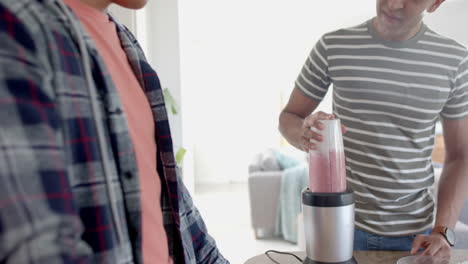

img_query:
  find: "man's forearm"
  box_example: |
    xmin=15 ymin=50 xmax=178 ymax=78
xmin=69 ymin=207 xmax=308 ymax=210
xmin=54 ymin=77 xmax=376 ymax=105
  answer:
xmin=435 ymin=158 xmax=468 ymax=228
xmin=279 ymin=111 xmax=305 ymax=151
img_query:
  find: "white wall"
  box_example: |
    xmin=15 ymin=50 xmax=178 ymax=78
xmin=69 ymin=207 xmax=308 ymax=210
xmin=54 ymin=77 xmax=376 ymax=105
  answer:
xmin=178 ymin=0 xmax=468 ymax=184
xmin=425 ymin=0 xmax=468 ymax=47
xmin=112 ymin=0 xmax=468 ymax=186
xmin=178 ymin=0 xmax=377 ymax=184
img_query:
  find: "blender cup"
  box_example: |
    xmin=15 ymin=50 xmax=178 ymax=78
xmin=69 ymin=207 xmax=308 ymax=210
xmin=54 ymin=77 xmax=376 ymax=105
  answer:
xmin=308 ymin=119 xmax=347 ymax=193
xmin=302 ymin=118 xmax=356 ymax=264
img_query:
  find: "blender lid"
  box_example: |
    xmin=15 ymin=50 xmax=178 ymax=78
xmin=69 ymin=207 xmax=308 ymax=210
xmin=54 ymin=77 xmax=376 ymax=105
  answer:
xmin=302 ymin=188 xmax=354 ymax=207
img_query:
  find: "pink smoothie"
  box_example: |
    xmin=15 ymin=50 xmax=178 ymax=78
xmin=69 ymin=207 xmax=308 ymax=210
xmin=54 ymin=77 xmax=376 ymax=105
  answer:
xmin=309 ymin=151 xmax=346 ymax=193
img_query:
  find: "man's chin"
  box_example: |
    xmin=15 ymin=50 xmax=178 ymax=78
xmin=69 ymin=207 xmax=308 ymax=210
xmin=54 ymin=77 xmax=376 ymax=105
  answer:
xmin=113 ymin=0 xmax=148 ymax=10
xmin=377 ymin=16 xmax=402 ymax=31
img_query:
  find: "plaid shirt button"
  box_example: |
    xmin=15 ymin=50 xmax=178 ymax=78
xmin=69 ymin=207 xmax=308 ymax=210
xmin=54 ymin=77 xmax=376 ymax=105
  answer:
xmin=124 ymin=172 xmax=133 ymax=179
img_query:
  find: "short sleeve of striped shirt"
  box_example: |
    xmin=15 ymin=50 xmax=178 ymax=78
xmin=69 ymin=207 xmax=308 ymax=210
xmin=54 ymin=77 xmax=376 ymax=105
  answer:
xmin=441 ymin=54 xmax=468 ymax=120
xmin=294 ymin=36 xmax=332 ymax=102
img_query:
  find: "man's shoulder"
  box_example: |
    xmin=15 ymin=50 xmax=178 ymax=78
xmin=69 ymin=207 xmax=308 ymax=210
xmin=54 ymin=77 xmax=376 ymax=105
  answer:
xmin=422 ymin=27 xmax=468 ymax=64
xmin=423 ymin=27 xmax=468 ymax=52
xmin=0 ymin=0 xmax=56 ymax=54
xmin=0 ymin=0 xmax=78 ymax=70
xmin=1 ymin=0 xmax=51 ymax=25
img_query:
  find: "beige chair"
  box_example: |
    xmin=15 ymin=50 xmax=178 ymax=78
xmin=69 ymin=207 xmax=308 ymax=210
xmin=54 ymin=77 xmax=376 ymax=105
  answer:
xmin=247 ymin=149 xmax=282 ymax=239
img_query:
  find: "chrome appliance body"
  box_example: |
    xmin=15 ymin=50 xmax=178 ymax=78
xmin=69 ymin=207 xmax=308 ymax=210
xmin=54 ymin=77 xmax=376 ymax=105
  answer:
xmin=302 ymin=188 xmax=357 ymax=264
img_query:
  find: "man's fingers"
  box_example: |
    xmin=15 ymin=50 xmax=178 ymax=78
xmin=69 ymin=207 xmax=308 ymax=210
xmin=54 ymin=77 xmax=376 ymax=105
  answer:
xmin=411 ymin=235 xmax=426 ymax=255
xmin=414 ymin=234 xmax=452 ymax=258
xmin=421 ymin=243 xmax=441 ymax=256
xmin=303 ymin=128 xmax=323 ymax=141
xmin=435 ymin=244 xmax=452 ymax=258
xmin=301 ymin=135 xmax=318 ymax=151
xmin=303 ymin=116 xmax=315 ymax=127
xmin=301 ymin=130 xmax=323 ymax=152
xmin=316 ymin=111 xmax=333 ymax=120
xmin=302 ymin=111 xmax=339 ymax=151
xmin=303 ymin=111 xmax=337 ymax=132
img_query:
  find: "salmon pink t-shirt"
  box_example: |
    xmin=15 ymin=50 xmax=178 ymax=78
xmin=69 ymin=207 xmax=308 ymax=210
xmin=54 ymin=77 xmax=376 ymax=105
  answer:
xmin=65 ymin=1 xmax=172 ymax=263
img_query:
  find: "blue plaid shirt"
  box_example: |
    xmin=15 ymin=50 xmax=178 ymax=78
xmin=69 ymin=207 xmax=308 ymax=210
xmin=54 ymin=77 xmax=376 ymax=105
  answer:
xmin=0 ymin=0 xmax=229 ymax=263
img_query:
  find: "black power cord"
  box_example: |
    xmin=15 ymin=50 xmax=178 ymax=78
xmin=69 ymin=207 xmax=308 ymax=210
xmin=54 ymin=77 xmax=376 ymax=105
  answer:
xmin=264 ymin=250 xmax=304 ymax=264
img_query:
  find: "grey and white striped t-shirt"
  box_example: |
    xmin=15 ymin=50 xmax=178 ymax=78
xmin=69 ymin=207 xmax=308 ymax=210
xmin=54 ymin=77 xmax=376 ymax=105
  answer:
xmin=296 ymin=19 xmax=468 ymax=236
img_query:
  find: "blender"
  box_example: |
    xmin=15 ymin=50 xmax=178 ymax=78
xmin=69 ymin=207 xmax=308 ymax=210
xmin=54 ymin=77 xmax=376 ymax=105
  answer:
xmin=302 ymin=119 xmax=357 ymax=264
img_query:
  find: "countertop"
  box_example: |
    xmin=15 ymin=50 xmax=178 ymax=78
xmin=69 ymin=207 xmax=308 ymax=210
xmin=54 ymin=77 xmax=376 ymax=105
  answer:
xmin=245 ymin=250 xmax=468 ymax=264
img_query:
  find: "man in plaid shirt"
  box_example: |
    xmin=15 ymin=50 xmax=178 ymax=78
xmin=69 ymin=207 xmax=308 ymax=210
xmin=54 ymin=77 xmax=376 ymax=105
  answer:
xmin=0 ymin=0 xmax=229 ymax=263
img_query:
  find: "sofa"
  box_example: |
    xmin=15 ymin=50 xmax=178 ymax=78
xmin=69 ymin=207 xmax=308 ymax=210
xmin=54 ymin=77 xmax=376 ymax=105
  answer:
xmin=247 ymin=148 xmax=281 ymax=239
xmin=247 ymin=148 xmax=468 ymax=249
xmin=247 ymin=147 xmax=306 ymax=239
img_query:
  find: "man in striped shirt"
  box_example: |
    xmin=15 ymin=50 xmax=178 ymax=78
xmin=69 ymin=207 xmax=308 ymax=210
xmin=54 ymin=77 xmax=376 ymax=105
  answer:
xmin=279 ymin=0 xmax=468 ymax=257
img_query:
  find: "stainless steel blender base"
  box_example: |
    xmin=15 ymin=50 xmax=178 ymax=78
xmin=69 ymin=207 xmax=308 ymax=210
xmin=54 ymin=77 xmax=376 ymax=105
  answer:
xmin=303 ymin=256 xmax=357 ymax=264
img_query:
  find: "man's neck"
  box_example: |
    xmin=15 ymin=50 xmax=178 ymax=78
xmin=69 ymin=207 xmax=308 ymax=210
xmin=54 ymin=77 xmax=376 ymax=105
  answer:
xmin=76 ymin=0 xmax=111 ymax=12
xmin=372 ymin=18 xmax=423 ymax=41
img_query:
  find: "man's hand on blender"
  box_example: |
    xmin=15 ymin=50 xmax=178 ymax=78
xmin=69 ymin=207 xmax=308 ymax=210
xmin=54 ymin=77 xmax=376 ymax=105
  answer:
xmin=300 ymin=111 xmax=346 ymax=152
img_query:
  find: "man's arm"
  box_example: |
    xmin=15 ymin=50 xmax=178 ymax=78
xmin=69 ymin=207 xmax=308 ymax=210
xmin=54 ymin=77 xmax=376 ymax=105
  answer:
xmin=279 ymin=34 xmax=338 ymax=152
xmin=435 ymin=118 xmax=468 ymax=232
xmin=279 ymin=88 xmax=319 ymax=151
xmin=411 ymin=118 xmax=468 ymax=256
xmin=0 ymin=4 xmax=91 ymax=263
xmin=412 ymin=50 xmax=468 ymax=257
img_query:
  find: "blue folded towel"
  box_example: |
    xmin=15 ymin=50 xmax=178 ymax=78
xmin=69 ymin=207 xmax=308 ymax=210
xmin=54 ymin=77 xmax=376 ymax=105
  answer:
xmin=275 ymin=162 xmax=308 ymax=243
